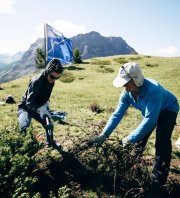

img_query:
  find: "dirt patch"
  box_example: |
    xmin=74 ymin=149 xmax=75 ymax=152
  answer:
xmin=171 ymin=159 xmax=180 ymax=167
xmin=33 ymin=122 xmax=180 ymax=197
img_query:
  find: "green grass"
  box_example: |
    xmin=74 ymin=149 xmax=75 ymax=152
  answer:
xmin=0 ymin=54 xmax=180 ymax=158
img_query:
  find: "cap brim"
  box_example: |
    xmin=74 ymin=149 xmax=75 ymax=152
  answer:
xmin=113 ymin=76 xmax=131 ymax=88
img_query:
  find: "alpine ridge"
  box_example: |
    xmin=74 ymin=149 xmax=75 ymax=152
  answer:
xmin=0 ymin=31 xmax=137 ymax=83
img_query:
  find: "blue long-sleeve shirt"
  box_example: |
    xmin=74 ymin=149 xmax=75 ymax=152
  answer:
xmin=102 ymin=78 xmax=179 ymax=143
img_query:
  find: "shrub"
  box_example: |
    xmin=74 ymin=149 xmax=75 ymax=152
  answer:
xmin=91 ymin=59 xmax=111 ymax=65
xmin=73 ymin=48 xmax=83 ymax=64
xmin=0 ymin=125 xmax=40 ymax=197
xmin=145 ymin=62 xmax=159 ymax=67
xmin=96 ymin=65 xmax=114 ymax=73
xmin=67 ymin=65 xmax=85 ymax=71
xmin=90 ymin=103 xmax=103 ymax=114
xmin=113 ymin=57 xmax=127 ymax=64
xmin=60 ymin=71 xmax=75 ymax=83
xmin=0 ymin=122 xmax=179 ymax=197
xmin=128 ymin=56 xmax=142 ymax=61
xmin=35 ymin=48 xmax=45 ymax=69
xmin=144 ymin=55 xmax=152 ymax=58
xmin=58 ymin=185 xmax=70 ymax=198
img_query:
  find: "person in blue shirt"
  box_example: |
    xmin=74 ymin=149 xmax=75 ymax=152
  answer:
xmin=89 ymin=62 xmax=179 ymax=197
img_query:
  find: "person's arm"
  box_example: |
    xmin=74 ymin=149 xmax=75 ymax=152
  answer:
xmin=88 ymin=91 xmax=130 ymax=146
xmin=102 ymin=91 xmax=130 ymax=137
xmin=127 ymin=87 xmax=163 ymax=143
xmin=26 ymin=80 xmax=41 ymax=111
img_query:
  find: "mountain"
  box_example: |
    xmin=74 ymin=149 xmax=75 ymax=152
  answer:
xmin=71 ymin=31 xmax=136 ymax=59
xmin=0 ymin=60 xmax=6 ymax=68
xmin=0 ymin=51 xmax=24 ymax=68
xmin=0 ymin=39 xmax=42 ymax=83
xmin=11 ymin=51 xmax=24 ymax=63
xmin=0 ymin=31 xmax=137 ymax=83
xmin=0 ymin=54 xmax=12 ymax=67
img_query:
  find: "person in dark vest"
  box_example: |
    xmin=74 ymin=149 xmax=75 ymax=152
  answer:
xmin=89 ymin=62 xmax=179 ymax=197
xmin=17 ymin=58 xmax=63 ymax=148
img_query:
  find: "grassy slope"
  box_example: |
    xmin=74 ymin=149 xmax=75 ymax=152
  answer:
xmin=0 ymin=55 xmax=179 ymax=158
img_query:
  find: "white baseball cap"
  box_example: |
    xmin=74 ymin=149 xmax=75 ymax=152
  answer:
xmin=113 ymin=62 xmax=144 ymax=87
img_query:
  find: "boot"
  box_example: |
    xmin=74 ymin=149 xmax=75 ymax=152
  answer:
xmin=45 ymin=130 xmax=62 ymax=150
xmin=52 ymin=140 xmax=63 ymax=150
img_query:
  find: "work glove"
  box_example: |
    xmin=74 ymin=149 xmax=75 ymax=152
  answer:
xmin=119 ymin=136 xmax=129 ymax=147
xmin=37 ymin=102 xmax=51 ymax=119
xmin=88 ymin=133 xmax=107 ymax=146
xmin=45 ymin=101 xmax=50 ymax=111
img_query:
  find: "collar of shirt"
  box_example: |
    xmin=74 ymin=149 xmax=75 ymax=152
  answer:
xmin=128 ymin=80 xmax=146 ymax=102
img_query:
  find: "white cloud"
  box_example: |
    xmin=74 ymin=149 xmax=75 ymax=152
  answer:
xmin=33 ymin=23 xmax=44 ymax=39
xmin=0 ymin=40 xmax=30 ymax=54
xmin=158 ymin=46 xmax=178 ymax=56
xmin=33 ymin=20 xmax=87 ymax=40
xmin=52 ymin=19 xmax=87 ymax=37
xmin=0 ymin=20 xmax=87 ymax=54
xmin=0 ymin=0 xmax=15 ymax=14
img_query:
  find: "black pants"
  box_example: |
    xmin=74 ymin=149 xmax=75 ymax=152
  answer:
xmin=135 ymin=111 xmax=177 ymax=185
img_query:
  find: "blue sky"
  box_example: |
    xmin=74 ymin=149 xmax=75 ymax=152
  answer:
xmin=0 ymin=0 xmax=180 ymax=57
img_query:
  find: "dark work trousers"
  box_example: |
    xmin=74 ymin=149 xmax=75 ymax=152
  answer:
xmin=135 ymin=111 xmax=177 ymax=185
xmin=17 ymin=106 xmax=54 ymax=145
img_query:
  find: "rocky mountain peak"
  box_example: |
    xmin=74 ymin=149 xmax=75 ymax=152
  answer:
xmin=0 ymin=31 xmax=137 ymax=83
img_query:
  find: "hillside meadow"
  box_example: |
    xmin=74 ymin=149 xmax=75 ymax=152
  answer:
xmin=0 ymin=55 xmax=179 ymax=155
xmin=0 ymin=54 xmax=180 ymax=197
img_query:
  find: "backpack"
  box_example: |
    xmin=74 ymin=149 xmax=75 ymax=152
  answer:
xmin=5 ymin=95 xmax=16 ymax=104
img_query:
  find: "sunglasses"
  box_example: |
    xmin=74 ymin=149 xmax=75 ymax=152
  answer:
xmin=49 ymin=74 xmax=60 ymax=80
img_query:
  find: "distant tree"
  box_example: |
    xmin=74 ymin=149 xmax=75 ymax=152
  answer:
xmin=73 ymin=48 xmax=83 ymax=64
xmin=35 ymin=47 xmax=45 ymax=69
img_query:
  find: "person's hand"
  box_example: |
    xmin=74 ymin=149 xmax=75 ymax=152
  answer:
xmin=88 ymin=133 xmax=107 ymax=146
xmin=119 ymin=136 xmax=129 ymax=147
xmin=37 ymin=104 xmax=51 ymax=119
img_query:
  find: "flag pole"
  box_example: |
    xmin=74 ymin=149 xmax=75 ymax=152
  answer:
xmin=44 ymin=23 xmax=48 ymax=67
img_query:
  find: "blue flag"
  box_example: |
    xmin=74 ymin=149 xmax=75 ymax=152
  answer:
xmin=45 ymin=23 xmax=73 ymax=65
